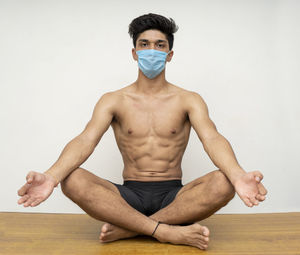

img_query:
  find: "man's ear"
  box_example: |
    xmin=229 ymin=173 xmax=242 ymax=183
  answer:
xmin=166 ymin=50 xmax=174 ymax=62
xmin=132 ymin=48 xmax=138 ymax=61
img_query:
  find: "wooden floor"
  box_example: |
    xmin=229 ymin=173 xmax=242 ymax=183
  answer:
xmin=1 ymin=212 xmax=299 ymax=255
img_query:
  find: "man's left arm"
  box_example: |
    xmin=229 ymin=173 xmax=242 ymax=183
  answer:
xmin=185 ymin=91 xmax=267 ymax=207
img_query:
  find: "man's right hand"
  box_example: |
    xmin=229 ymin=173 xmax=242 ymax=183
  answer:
xmin=17 ymin=171 xmax=58 ymax=207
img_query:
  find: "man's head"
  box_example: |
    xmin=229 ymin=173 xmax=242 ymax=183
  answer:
xmin=129 ymin=13 xmax=179 ymax=79
xmin=128 ymin=13 xmax=179 ymax=52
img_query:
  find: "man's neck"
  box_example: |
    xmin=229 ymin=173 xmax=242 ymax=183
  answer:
xmin=134 ymin=70 xmax=169 ymax=96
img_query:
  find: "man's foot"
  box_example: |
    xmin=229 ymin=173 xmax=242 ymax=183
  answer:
xmin=99 ymin=223 xmax=138 ymax=243
xmin=154 ymin=223 xmax=210 ymax=250
xmin=99 ymin=222 xmax=210 ymax=250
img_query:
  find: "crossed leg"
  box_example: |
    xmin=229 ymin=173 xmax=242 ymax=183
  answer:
xmin=61 ymin=168 xmax=235 ymax=250
xmin=100 ymin=169 xmax=235 ymax=242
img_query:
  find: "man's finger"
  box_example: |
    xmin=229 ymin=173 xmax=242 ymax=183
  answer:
xmin=30 ymin=198 xmax=42 ymax=207
xmin=26 ymin=171 xmax=36 ymax=184
xmin=18 ymin=194 xmax=30 ymax=205
xmin=249 ymin=196 xmax=259 ymax=206
xmin=258 ymin=183 xmax=268 ymax=196
xmin=253 ymin=171 xmax=263 ymax=182
xmin=23 ymin=197 xmax=35 ymax=207
xmin=243 ymin=197 xmax=253 ymax=207
xmin=256 ymin=194 xmax=265 ymax=201
xmin=17 ymin=183 xmax=30 ymax=196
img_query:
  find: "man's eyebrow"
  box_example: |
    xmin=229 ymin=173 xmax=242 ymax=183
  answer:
xmin=138 ymin=39 xmax=167 ymax=43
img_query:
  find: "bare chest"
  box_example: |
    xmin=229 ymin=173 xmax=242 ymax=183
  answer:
xmin=112 ymin=95 xmax=188 ymax=138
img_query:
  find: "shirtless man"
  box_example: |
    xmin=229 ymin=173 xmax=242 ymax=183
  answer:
xmin=17 ymin=13 xmax=267 ymax=250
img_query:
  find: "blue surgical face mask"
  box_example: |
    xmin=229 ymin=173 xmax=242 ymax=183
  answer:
xmin=136 ymin=49 xmax=170 ymax=79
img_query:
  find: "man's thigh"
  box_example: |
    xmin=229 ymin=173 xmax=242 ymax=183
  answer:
xmin=61 ymin=167 xmax=121 ymax=196
xmin=175 ymin=169 xmax=232 ymax=199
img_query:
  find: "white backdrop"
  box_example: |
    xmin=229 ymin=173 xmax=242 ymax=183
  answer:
xmin=1 ymin=0 xmax=299 ymax=214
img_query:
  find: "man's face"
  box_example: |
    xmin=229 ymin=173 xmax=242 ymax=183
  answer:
xmin=132 ymin=29 xmax=174 ymax=62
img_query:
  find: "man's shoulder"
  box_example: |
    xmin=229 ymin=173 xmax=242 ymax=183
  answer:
xmin=94 ymin=89 xmax=124 ymax=116
xmin=176 ymin=88 xmax=207 ymax=114
xmin=175 ymin=87 xmax=204 ymax=103
xmin=100 ymin=85 xmax=130 ymax=100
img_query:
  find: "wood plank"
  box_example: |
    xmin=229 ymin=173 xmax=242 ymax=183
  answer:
xmin=1 ymin=212 xmax=299 ymax=255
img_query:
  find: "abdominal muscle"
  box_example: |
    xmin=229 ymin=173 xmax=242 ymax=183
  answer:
xmin=112 ymin=122 xmax=191 ymax=182
xmin=122 ymin=159 xmax=184 ymax=182
xmin=122 ymin=154 xmax=183 ymax=182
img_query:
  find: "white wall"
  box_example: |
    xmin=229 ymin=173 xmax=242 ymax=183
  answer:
xmin=1 ymin=0 xmax=299 ymax=214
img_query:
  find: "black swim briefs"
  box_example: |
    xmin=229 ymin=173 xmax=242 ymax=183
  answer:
xmin=110 ymin=180 xmax=183 ymax=216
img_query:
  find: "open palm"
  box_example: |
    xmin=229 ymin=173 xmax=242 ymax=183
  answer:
xmin=234 ymin=171 xmax=268 ymax=207
xmin=17 ymin=171 xmax=57 ymax=207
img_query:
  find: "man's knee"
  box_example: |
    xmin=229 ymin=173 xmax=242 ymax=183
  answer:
xmin=211 ymin=170 xmax=235 ymax=203
xmin=61 ymin=168 xmax=87 ymax=197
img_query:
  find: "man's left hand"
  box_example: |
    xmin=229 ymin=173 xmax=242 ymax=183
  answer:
xmin=233 ymin=171 xmax=268 ymax=207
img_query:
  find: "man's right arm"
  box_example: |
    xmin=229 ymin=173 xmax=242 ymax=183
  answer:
xmin=44 ymin=92 xmax=116 ymax=185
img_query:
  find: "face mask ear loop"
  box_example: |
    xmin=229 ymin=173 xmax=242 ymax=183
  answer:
xmin=165 ymin=50 xmax=171 ymax=62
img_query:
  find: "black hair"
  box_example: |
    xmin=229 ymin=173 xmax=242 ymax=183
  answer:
xmin=128 ymin=13 xmax=179 ymax=50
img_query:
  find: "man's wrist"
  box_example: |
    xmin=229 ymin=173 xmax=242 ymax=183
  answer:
xmin=224 ymin=167 xmax=246 ymax=187
xmin=44 ymin=171 xmax=60 ymax=187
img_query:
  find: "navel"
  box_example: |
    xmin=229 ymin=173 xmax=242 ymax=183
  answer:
xmin=128 ymin=128 xmax=133 ymax=134
xmin=171 ymin=129 xmax=176 ymax=134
